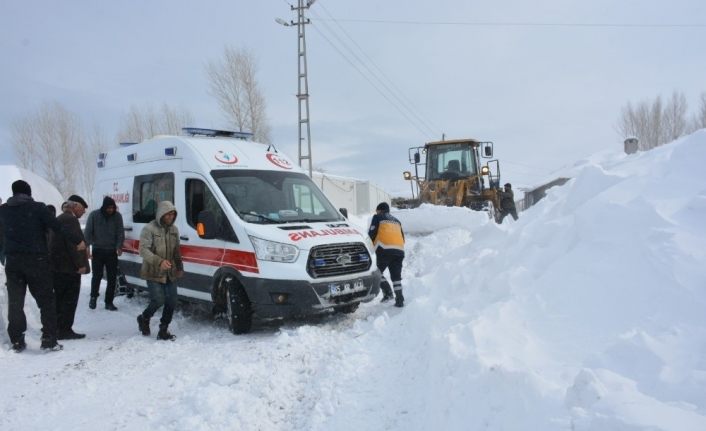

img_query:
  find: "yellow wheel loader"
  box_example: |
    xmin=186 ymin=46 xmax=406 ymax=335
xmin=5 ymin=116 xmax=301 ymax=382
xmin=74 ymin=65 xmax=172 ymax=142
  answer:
xmin=402 ymin=138 xmax=503 ymax=222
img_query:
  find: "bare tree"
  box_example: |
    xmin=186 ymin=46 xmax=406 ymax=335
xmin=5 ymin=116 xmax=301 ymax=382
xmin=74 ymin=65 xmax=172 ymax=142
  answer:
xmin=79 ymin=125 xmax=108 ymax=207
xmin=206 ymin=46 xmax=271 ymax=143
xmin=616 ymin=91 xmax=690 ymax=151
xmin=663 ymin=91 xmax=688 ymax=142
xmin=117 ymin=103 xmax=194 ymax=143
xmin=691 ymin=92 xmax=706 ymax=132
xmin=11 ymin=102 xmax=95 ymax=199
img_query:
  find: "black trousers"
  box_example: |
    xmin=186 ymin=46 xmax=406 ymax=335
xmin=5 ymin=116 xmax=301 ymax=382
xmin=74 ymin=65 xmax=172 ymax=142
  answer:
xmin=499 ymin=208 xmax=519 ymax=223
xmin=90 ymin=248 xmax=117 ymax=304
xmin=376 ymin=250 xmax=404 ymax=292
xmin=5 ymin=254 xmax=57 ymax=343
xmin=53 ymin=272 xmax=81 ymax=332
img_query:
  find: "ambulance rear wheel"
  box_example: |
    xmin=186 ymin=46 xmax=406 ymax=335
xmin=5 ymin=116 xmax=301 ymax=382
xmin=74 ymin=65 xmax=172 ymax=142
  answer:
xmin=226 ymin=280 xmax=252 ymax=334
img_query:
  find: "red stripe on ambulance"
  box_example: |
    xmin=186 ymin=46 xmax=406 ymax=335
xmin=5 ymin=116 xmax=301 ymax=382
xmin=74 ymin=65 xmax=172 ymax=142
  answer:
xmin=122 ymin=240 xmax=259 ymax=274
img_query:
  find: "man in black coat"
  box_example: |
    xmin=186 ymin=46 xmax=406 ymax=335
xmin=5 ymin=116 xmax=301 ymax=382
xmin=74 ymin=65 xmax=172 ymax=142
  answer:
xmin=84 ymin=196 xmax=125 ymax=311
xmin=499 ymin=183 xmax=519 ymax=223
xmin=50 ymin=196 xmax=90 ymax=340
xmin=0 ymin=180 xmax=86 ymax=352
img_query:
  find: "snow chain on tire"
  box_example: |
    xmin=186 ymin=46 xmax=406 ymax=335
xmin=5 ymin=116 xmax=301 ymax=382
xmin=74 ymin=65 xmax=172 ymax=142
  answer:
xmin=224 ymin=276 xmax=253 ymax=334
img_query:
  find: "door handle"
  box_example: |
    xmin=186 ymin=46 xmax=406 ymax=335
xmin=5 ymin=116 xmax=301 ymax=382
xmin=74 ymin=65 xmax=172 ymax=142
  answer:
xmin=124 ymin=226 xmax=133 ymax=232
xmin=180 ymin=236 xmax=189 ymax=241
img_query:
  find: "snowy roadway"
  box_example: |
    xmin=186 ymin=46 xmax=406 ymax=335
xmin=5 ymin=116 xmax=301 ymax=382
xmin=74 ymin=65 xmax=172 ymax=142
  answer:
xmin=2 ymin=130 xmax=706 ymax=430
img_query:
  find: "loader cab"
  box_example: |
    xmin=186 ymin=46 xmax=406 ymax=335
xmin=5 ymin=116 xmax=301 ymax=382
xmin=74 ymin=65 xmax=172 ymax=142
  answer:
xmin=425 ymin=141 xmax=479 ymax=181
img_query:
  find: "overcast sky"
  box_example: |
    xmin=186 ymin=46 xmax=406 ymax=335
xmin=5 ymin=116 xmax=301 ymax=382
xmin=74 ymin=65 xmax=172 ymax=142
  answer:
xmin=1 ymin=0 xmax=704 ymax=196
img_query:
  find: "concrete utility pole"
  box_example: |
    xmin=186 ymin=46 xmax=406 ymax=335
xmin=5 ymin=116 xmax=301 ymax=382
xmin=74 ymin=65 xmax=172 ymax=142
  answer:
xmin=277 ymin=0 xmax=316 ymax=178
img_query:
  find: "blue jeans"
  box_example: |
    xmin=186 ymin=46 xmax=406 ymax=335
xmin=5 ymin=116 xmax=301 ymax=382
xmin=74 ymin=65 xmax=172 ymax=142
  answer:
xmin=141 ymin=280 xmax=177 ymax=326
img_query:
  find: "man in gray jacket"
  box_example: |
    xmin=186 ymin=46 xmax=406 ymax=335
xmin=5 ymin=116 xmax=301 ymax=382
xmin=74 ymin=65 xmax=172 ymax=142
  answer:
xmin=84 ymin=196 xmax=124 ymax=311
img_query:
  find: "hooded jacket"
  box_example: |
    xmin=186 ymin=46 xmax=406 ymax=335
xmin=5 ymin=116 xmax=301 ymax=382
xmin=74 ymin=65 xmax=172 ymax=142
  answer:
xmin=84 ymin=196 xmax=125 ymax=251
xmin=0 ymin=194 xmax=82 ymax=255
xmin=139 ymin=201 xmax=183 ymax=283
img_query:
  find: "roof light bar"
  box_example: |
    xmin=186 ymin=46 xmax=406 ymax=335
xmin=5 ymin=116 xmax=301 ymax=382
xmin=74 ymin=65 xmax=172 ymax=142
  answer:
xmin=181 ymin=127 xmax=253 ymax=140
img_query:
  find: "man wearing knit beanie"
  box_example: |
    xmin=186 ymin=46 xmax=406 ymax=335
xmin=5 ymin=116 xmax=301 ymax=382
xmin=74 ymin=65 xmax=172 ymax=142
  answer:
xmin=84 ymin=195 xmax=124 ymax=311
xmin=0 ymin=180 xmax=87 ymax=352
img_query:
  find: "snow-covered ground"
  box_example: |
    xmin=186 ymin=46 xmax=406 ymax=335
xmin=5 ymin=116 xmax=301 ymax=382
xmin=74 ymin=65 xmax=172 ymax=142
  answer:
xmin=2 ymin=130 xmax=706 ymax=430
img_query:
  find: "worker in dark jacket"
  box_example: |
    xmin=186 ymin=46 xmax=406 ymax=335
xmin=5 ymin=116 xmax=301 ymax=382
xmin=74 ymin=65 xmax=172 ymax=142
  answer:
xmin=50 ymin=196 xmax=90 ymax=340
xmin=84 ymin=196 xmax=125 ymax=311
xmin=368 ymin=202 xmax=405 ymax=307
xmin=499 ymin=183 xmax=519 ymax=223
xmin=0 ymin=180 xmax=86 ymax=352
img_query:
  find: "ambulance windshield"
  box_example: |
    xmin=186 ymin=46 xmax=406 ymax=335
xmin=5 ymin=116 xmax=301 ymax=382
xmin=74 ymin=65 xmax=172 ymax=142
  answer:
xmin=212 ymin=170 xmax=345 ymax=224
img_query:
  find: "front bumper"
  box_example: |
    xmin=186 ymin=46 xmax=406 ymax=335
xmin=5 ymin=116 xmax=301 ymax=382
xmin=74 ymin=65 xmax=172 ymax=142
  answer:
xmin=237 ymin=270 xmax=381 ymax=318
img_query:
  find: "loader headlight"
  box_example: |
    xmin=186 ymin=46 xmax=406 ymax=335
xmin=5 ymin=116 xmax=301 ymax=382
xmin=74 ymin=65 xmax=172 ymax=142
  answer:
xmin=248 ymin=236 xmax=299 ymax=263
xmin=481 ymin=166 xmax=490 ymax=175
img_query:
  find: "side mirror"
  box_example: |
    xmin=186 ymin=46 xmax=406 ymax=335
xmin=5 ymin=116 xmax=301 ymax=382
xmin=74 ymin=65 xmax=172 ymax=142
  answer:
xmin=196 ymin=210 xmax=217 ymax=239
xmin=339 ymin=208 xmax=348 ymax=218
xmin=484 ymin=145 xmax=493 ymax=157
xmin=403 ymin=171 xmax=412 ymax=180
xmin=414 ymin=152 xmax=421 ymax=164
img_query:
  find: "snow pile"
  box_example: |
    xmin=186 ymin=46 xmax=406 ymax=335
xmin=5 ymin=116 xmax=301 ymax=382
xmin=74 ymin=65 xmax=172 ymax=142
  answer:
xmin=1 ymin=131 xmax=706 ymax=430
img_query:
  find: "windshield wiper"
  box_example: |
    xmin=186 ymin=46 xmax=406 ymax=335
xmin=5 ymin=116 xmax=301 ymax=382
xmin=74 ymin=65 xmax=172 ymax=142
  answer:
xmin=240 ymin=211 xmax=280 ymax=224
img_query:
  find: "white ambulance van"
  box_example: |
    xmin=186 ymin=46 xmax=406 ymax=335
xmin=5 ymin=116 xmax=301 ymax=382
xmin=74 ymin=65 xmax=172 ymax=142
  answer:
xmin=94 ymin=128 xmax=381 ymax=333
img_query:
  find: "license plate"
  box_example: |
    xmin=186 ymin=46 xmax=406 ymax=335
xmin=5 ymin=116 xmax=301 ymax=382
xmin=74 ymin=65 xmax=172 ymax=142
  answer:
xmin=329 ymin=279 xmax=366 ymax=296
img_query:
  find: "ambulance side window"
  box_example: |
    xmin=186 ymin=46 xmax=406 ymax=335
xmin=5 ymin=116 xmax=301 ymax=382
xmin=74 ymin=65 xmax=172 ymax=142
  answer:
xmin=132 ymin=173 xmax=174 ymax=223
xmin=292 ymin=183 xmax=326 ymax=215
xmin=185 ymin=179 xmax=238 ymax=243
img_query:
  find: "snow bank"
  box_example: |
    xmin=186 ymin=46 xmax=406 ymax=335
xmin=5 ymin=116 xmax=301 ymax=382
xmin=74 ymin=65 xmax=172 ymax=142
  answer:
xmin=1 ymin=131 xmax=705 ymax=430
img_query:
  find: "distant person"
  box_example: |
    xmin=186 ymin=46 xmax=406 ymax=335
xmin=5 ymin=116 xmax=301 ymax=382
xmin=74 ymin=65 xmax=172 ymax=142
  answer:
xmin=499 ymin=183 xmax=519 ymax=223
xmin=49 ymin=196 xmax=90 ymax=340
xmin=0 ymin=180 xmax=86 ymax=352
xmin=136 ymin=201 xmax=183 ymax=341
xmin=368 ymin=202 xmax=406 ymax=308
xmin=47 ymin=204 xmax=56 ymax=218
xmin=84 ymin=196 xmax=124 ymax=311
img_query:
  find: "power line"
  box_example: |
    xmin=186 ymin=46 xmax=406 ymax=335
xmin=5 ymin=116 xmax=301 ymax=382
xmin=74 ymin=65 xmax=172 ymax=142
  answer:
xmin=308 ymin=16 xmax=435 ymax=139
xmin=315 ymin=1 xmax=443 ymax=138
xmin=315 ymin=18 xmax=706 ymax=29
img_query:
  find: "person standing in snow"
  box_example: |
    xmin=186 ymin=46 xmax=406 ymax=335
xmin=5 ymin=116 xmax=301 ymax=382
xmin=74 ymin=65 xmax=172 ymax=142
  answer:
xmin=0 ymin=180 xmax=86 ymax=352
xmin=498 ymin=183 xmax=519 ymax=223
xmin=0 ymin=197 xmax=5 ymax=266
xmin=84 ymin=196 xmax=124 ymax=311
xmin=49 ymin=196 xmax=90 ymax=340
xmin=368 ymin=202 xmax=405 ymax=307
xmin=136 ymin=201 xmax=184 ymax=341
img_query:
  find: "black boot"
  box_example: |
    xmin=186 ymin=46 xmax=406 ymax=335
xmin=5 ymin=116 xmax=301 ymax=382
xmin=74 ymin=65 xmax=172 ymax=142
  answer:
xmin=137 ymin=314 xmax=151 ymax=336
xmin=89 ymin=297 xmax=97 ymax=310
xmin=157 ymin=324 xmax=176 ymax=341
xmin=105 ymin=303 xmax=118 ymax=311
xmin=57 ymin=329 xmax=86 ymax=340
xmin=394 ymin=290 xmax=405 ymax=308
xmin=11 ymin=336 xmax=26 ymax=353
xmin=380 ymin=280 xmax=394 ymax=303
xmin=40 ymin=337 xmax=63 ymax=352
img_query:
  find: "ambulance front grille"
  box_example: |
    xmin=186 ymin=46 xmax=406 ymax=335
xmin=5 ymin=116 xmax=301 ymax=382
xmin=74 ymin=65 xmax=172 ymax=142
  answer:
xmin=307 ymin=242 xmax=372 ymax=278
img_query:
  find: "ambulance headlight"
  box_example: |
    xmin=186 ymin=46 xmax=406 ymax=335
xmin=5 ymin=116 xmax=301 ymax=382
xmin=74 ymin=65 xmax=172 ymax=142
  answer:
xmin=248 ymin=236 xmax=299 ymax=263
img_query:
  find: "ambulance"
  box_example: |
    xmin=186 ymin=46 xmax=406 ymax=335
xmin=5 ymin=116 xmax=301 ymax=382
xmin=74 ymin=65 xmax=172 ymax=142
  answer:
xmin=94 ymin=128 xmax=381 ymax=333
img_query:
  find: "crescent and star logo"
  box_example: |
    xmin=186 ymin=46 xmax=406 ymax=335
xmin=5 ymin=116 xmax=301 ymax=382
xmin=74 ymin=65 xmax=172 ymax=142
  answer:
xmin=266 ymin=153 xmax=293 ymax=169
xmin=215 ymin=151 xmax=238 ymax=164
